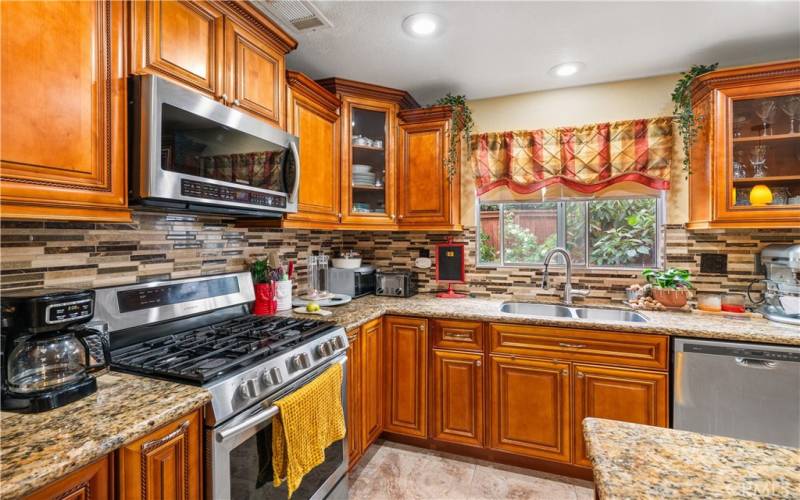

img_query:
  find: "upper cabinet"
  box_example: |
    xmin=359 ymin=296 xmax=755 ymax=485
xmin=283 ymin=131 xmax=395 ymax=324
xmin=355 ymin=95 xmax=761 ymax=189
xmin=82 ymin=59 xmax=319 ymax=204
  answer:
xmin=0 ymin=0 xmax=129 ymax=221
xmin=688 ymin=60 xmax=800 ymax=229
xmin=398 ymin=107 xmax=462 ymax=230
xmin=130 ymin=0 xmax=296 ymax=129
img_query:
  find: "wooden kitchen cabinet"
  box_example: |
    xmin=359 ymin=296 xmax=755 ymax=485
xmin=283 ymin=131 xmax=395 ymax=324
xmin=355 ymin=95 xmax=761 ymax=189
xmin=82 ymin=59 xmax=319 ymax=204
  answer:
xmin=383 ymin=316 xmax=428 ymax=438
xmin=489 ymin=355 xmax=572 ymax=463
xmin=572 ymin=364 xmax=668 ymax=467
xmin=431 ymin=349 xmax=484 ymax=447
xmin=360 ymin=318 xmax=384 ymax=453
xmin=688 ymin=60 xmax=800 ymax=229
xmin=117 ymin=409 xmax=203 ymax=500
xmin=397 ymin=107 xmax=462 ymax=230
xmin=283 ymin=72 xmax=342 ymax=227
xmin=346 ymin=328 xmax=363 ymax=469
xmin=0 ymin=0 xmax=129 ymax=221
xmin=130 ymin=0 xmax=295 ymax=127
xmin=25 ymin=455 xmax=112 ymax=500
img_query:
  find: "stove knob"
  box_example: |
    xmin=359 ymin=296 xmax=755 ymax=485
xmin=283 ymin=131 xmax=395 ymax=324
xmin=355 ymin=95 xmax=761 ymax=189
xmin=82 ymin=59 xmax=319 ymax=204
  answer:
xmin=238 ymin=378 xmax=258 ymax=399
xmin=332 ymin=336 xmax=346 ymax=350
xmin=261 ymin=367 xmax=283 ymax=386
xmin=292 ymin=353 xmax=311 ymax=370
xmin=395 ymin=288 xmax=402 ymax=295
xmin=328 ymin=339 xmax=340 ymax=352
xmin=316 ymin=342 xmax=332 ymax=357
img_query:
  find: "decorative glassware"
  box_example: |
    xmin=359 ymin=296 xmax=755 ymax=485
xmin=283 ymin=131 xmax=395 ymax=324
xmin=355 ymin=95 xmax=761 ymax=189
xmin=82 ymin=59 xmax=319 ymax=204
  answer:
xmin=754 ymin=100 xmax=776 ymax=136
xmin=732 ymin=150 xmax=748 ymax=179
xmin=780 ymin=96 xmax=800 ymax=134
xmin=749 ymin=145 xmax=768 ymax=177
xmin=732 ymin=115 xmax=747 ymax=138
xmin=772 ymin=187 xmax=790 ymax=205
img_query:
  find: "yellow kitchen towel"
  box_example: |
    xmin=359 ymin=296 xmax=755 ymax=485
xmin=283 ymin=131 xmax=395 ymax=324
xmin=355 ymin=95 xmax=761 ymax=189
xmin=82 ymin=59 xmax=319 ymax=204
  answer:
xmin=272 ymin=362 xmax=345 ymax=498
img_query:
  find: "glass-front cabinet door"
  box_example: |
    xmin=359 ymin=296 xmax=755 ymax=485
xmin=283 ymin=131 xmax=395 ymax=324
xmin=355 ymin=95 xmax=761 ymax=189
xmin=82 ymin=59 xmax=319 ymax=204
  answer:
xmin=341 ymin=96 xmax=397 ymax=226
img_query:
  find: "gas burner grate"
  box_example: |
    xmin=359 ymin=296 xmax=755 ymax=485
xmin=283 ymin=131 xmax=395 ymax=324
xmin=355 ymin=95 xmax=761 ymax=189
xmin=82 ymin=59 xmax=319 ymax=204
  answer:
xmin=111 ymin=315 xmax=335 ymax=384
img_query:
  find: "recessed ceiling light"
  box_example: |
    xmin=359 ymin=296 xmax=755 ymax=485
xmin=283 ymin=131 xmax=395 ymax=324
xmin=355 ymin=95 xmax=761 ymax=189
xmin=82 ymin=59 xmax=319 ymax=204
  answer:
xmin=402 ymin=13 xmax=442 ymax=38
xmin=549 ymin=62 xmax=585 ymax=77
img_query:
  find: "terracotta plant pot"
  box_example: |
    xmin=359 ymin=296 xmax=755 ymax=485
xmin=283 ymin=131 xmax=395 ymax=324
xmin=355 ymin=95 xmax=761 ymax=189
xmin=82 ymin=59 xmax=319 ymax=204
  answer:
xmin=652 ymin=288 xmax=690 ymax=308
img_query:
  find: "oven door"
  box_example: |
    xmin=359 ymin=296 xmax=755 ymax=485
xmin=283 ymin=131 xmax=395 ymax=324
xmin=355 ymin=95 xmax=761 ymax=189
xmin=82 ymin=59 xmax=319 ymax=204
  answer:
xmin=209 ymin=355 xmax=348 ymax=500
xmin=131 ymin=74 xmax=300 ymax=215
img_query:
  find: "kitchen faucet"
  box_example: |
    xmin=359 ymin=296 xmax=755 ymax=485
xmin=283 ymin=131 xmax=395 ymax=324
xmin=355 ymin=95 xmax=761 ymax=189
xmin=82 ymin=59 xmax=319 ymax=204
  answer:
xmin=541 ymin=247 xmax=590 ymax=305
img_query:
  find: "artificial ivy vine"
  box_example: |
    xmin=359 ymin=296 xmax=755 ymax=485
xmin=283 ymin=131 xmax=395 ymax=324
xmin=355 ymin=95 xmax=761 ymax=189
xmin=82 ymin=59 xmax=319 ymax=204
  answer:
xmin=671 ymin=63 xmax=718 ymax=172
xmin=434 ymin=93 xmax=474 ymax=181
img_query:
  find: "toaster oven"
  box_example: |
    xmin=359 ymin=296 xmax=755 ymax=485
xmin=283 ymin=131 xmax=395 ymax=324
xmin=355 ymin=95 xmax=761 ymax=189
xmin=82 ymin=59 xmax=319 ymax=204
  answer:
xmin=375 ymin=271 xmax=418 ymax=298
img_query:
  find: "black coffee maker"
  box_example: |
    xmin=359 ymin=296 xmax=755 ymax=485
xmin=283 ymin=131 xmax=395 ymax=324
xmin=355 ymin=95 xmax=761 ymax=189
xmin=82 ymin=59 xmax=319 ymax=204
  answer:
xmin=1 ymin=288 xmax=110 ymax=412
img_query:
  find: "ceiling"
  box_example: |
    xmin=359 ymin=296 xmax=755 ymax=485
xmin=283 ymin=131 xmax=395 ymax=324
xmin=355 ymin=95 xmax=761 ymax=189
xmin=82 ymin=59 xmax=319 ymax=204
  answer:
xmin=273 ymin=1 xmax=800 ymax=104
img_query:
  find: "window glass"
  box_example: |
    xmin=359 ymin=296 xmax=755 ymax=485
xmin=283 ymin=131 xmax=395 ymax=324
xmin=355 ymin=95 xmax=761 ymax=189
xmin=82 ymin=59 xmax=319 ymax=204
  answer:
xmin=588 ymin=198 xmax=658 ymax=267
xmin=565 ymin=202 xmax=587 ymax=265
xmin=478 ymin=203 xmax=501 ymax=265
xmin=502 ymin=203 xmax=558 ymax=264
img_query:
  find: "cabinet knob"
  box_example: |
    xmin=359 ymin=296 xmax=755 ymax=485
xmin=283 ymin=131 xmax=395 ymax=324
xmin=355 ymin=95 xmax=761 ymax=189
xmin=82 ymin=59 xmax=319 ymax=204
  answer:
xmin=338 ymin=213 xmax=342 ymax=221
xmin=220 ymin=93 xmax=229 ymax=104
xmin=577 ymin=371 xmax=584 ymax=378
xmin=233 ymin=98 xmax=240 ymax=106
xmin=391 ymin=214 xmax=396 ymax=219
xmin=418 ymin=324 xmax=424 ymax=332
xmin=475 ymin=359 xmax=481 ymax=367
xmin=562 ymin=369 xmax=568 ymax=376
xmin=398 ymin=215 xmax=404 ymax=220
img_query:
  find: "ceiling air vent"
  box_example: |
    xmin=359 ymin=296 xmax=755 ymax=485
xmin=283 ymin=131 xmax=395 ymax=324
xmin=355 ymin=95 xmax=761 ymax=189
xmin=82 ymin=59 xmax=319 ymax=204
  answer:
xmin=257 ymin=0 xmax=333 ymax=33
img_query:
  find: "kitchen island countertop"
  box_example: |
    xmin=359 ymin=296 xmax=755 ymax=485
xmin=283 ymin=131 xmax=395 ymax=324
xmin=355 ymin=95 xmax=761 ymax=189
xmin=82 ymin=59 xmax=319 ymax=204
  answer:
xmin=583 ymin=418 xmax=800 ymax=499
xmin=0 ymin=373 xmax=210 ymax=499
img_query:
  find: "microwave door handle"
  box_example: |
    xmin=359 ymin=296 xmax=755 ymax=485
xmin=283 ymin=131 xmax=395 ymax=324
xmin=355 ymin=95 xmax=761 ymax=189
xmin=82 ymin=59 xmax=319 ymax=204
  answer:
xmin=288 ymin=140 xmax=300 ymax=204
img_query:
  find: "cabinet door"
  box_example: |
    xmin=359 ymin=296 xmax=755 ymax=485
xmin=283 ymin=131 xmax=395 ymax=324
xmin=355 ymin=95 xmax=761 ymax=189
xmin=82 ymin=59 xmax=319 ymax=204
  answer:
xmin=489 ymin=355 xmax=571 ymax=463
xmin=117 ymin=410 xmax=203 ymax=500
xmin=25 ymin=455 xmax=111 ymax=500
xmin=383 ymin=316 xmax=428 ymax=437
xmin=361 ymin=318 xmax=383 ymax=450
xmin=397 ymin=118 xmax=453 ymax=226
xmin=346 ymin=329 xmax=362 ymax=469
xmin=130 ymin=0 xmax=224 ymax=97
xmin=225 ymin=18 xmax=285 ymax=128
xmin=432 ymin=350 xmax=484 ymax=447
xmin=285 ymin=73 xmax=341 ymax=226
xmin=573 ymin=364 xmax=667 ymax=467
xmin=340 ymin=96 xmax=398 ymax=227
xmin=0 ymin=0 xmax=129 ymax=221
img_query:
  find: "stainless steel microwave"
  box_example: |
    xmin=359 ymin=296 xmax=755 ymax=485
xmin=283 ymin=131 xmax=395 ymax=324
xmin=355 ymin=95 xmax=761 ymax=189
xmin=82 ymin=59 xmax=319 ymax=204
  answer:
xmin=129 ymin=75 xmax=299 ymax=217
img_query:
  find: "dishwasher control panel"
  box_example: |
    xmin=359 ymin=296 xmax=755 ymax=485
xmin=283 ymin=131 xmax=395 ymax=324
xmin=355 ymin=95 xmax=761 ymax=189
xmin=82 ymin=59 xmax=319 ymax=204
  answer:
xmin=682 ymin=342 xmax=800 ymax=362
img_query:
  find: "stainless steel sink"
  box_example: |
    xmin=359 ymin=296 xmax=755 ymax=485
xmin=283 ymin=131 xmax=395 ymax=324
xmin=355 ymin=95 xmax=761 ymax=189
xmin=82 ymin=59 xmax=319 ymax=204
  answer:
xmin=500 ymin=302 xmax=649 ymax=323
xmin=572 ymin=307 xmax=649 ymax=323
xmin=499 ymin=302 xmax=574 ymax=318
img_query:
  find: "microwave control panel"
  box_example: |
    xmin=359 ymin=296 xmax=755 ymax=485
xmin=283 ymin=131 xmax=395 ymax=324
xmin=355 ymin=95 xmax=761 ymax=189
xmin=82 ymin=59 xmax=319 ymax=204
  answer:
xmin=181 ymin=179 xmax=287 ymax=209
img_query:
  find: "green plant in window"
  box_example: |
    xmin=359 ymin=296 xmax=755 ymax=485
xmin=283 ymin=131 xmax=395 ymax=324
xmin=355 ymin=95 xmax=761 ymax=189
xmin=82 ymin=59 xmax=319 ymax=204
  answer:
xmin=434 ymin=93 xmax=474 ymax=181
xmin=589 ymin=199 xmax=656 ymax=266
xmin=672 ymin=63 xmax=718 ymax=172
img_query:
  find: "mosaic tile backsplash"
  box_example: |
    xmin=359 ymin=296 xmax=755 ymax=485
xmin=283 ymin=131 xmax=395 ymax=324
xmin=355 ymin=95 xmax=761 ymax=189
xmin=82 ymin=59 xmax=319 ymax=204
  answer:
xmin=1 ymin=212 xmax=798 ymax=306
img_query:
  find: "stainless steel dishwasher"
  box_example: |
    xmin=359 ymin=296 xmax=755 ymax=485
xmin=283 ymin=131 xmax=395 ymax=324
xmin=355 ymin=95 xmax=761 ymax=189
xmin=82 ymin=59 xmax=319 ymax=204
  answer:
xmin=673 ymin=338 xmax=800 ymax=447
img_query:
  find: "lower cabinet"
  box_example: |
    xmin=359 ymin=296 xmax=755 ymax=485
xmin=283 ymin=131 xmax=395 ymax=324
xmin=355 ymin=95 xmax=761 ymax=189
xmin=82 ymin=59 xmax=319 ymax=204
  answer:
xmin=383 ymin=316 xmax=428 ymax=438
xmin=488 ymin=355 xmax=572 ymax=463
xmin=25 ymin=455 xmax=112 ymax=500
xmin=361 ymin=318 xmax=383 ymax=450
xmin=346 ymin=328 xmax=363 ymax=469
xmin=431 ymin=349 xmax=484 ymax=447
xmin=572 ymin=364 xmax=668 ymax=467
xmin=117 ymin=409 xmax=203 ymax=500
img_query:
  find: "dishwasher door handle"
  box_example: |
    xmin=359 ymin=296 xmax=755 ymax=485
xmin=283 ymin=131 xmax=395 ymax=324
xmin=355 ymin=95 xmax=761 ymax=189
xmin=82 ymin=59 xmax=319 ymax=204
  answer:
xmin=734 ymin=357 xmax=778 ymax=369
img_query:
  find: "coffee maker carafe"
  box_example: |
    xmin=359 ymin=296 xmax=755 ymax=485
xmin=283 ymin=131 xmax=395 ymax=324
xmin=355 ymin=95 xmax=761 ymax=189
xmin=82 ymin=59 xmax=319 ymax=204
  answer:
xmin=1 ymin=288 xmax=110 ymax=412
xmin=748 ymin=244 xmax=800 ymax=326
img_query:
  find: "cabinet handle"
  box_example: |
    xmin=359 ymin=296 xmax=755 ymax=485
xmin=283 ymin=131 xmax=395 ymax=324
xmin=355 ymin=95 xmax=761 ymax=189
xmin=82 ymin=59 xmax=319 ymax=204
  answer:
xmin=391 ymin=214 xmax=396 ymax=219
xmin=338 ymin=213 xmax=342 ymax=221
xmin=233 ymin=98 xmax=240 ymax=106
xmin=446 ymin=332 xmax=472 ymax=340
xmin=476 ymin=359 xmax=482 ymax=367
xmin=558 ymin=342 xmax=587 ymax=349
xmin=398 ymin=215 xmax=404 ymax=220
xmin=141 ymin=420 xmax=190 ymax=454
xmin=418 ymin=324 xmax=425 ymax=331
xmin=220 ymin=93 xmax=229 ymax=103
xmin=577 ymin=371 xmax=584 ymax=378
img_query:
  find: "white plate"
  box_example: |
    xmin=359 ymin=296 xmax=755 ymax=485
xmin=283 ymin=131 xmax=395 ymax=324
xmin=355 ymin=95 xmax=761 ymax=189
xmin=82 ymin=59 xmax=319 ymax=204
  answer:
xmin=292 ymin=294 xmax=353 ymax=307
xmin=352 ymin=164 xmax=373 ymax=174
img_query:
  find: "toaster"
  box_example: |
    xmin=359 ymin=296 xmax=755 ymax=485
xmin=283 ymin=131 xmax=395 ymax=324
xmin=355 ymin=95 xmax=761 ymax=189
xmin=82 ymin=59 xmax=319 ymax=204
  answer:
xmin=375 ymin=270 xmax=418 ymax=297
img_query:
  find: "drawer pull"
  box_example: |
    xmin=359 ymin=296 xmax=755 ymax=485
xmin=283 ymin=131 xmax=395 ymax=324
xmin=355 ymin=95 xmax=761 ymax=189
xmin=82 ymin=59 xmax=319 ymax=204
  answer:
xmin=446 ymin=332 xmax=472 ymax=340
xmin=558 ymin=342 xmax=587 ymax=349
xmin=142 ymin=420 xmax=190 ymax=453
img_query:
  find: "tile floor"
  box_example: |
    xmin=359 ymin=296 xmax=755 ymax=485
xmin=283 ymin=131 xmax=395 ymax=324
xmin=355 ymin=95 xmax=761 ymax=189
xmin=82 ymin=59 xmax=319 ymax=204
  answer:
xmin=348 ymin=440 xmax=594 ymax=500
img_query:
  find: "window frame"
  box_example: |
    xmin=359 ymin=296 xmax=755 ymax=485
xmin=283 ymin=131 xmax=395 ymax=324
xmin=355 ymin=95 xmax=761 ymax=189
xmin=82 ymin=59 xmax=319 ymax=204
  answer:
xmin=475 ymin=193 xmax=665 ymax=270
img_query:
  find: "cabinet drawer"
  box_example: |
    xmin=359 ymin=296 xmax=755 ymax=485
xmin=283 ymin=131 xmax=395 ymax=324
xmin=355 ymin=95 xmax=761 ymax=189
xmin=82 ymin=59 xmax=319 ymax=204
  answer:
xmin=433 ymin=319 xmax=483 ymax=351
xmin=489 ymin=323 xmax=668 ymax=370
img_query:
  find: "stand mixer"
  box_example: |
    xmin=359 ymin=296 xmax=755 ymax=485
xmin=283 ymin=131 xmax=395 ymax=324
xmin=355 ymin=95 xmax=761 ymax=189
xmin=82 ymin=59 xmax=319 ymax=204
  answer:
xmin=748 ymin=244 xmax=800 ymax=326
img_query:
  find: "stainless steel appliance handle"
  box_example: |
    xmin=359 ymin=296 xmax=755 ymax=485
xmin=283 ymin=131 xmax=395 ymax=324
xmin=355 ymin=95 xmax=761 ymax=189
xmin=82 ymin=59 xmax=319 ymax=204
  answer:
xmin=217 ymin=404 xmax=279 ymax=443
xmin=288 ymin=140 xmax=300 ymax=204
xmin=735 ymin=357 xmax=778 ymax=369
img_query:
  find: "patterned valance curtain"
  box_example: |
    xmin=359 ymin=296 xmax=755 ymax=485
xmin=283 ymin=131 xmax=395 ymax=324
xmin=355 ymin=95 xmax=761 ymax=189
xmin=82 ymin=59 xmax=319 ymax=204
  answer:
xmin=470 ymin=117 xmax=673 ymax=198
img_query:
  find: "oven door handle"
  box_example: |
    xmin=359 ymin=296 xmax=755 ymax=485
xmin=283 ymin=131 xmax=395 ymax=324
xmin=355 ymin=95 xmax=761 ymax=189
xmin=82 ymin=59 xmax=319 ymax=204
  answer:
xmin=216 ymin=404 xmax=279 ymax=443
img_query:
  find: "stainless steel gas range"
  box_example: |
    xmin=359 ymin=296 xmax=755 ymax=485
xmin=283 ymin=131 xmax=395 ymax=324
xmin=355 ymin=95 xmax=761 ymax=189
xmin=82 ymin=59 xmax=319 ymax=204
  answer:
xmin=92 ymin=272 xmax=348 ymax=500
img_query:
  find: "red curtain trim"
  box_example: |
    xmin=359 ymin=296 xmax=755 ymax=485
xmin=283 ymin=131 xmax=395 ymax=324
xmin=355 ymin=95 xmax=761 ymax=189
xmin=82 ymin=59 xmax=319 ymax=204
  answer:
xmin=476 ymin=172 xmax=670 ymax=196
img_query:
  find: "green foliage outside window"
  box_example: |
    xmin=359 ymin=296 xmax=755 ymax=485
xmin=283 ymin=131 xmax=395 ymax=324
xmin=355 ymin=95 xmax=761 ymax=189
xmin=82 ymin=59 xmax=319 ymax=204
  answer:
xmin=589 ymin=199 xmax=657 ymax=266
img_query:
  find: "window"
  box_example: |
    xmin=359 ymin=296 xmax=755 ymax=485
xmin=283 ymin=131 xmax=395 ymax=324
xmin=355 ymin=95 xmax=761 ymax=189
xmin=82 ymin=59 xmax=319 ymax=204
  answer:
xmin=478 ymin=197 xmax=662 ymax=269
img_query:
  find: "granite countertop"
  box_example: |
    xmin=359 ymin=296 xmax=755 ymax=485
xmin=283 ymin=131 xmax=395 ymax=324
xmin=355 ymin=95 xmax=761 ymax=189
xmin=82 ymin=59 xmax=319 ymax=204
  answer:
xmin=583 ymin=418 xmax=800 ymax=499
xmin=0 ymin=372 xmax=210 ymax=499
xmin=285 ymin=294 xmax=800 ymax=345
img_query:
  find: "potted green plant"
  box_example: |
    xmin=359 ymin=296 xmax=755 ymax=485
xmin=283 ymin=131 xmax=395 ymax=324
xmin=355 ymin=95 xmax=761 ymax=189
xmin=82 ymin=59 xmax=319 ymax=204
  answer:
xmin=642 ymin=268 xmax=693 ymax=308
